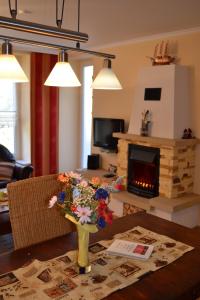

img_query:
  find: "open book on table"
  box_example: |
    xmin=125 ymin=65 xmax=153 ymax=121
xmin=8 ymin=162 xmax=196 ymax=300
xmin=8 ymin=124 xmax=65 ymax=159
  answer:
xmin=106 ymin=239 xmax=154 ymax=260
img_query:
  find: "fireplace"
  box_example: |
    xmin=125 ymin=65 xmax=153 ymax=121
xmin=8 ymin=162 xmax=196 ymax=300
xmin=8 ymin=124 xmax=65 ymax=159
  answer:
xmin=127 ymin=144 xmax=160 ymax=198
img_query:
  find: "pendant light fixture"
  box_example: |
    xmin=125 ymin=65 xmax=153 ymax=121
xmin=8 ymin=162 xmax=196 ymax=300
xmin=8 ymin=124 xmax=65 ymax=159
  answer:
xmin=44 ymin=50 xmax=81 ymax=87
xmin=0 ymin=0 xmax=122 ymax=89
xmin=0 ymin=0 xmax=88 ymax=43
xmin=0 ymin=40 xmax=28 ymax=82
xmin=92 ymin=59 xmax=122 ymax=90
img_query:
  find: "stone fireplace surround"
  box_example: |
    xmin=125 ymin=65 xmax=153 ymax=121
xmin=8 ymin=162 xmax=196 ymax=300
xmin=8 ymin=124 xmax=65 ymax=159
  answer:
xmin=115 ymin=132 xmax=197 ymax=199
xmin=110 ymin=132 xmax=200 ymax=228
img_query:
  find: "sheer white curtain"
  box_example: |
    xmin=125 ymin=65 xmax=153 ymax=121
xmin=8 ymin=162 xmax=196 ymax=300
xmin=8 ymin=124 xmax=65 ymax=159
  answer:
xmin=81 ymin=65 xmax=94 ymax=168
xmin=0 ymin=82 xmax=17 ymax=154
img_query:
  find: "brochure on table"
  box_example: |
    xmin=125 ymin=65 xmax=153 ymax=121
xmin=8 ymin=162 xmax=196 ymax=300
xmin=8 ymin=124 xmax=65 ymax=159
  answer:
xmin=106 ymin=239 xmax=154 ymax=260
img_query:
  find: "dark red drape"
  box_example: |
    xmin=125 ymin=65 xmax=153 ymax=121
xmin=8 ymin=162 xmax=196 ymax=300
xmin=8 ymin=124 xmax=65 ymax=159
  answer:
xmin=31 ymin=53 xmax=59 ymax=176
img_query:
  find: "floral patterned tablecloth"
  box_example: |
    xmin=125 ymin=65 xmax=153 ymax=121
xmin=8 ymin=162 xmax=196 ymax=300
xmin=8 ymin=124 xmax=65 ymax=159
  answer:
xmin=0 ymin=226 xmax=193 ymax=300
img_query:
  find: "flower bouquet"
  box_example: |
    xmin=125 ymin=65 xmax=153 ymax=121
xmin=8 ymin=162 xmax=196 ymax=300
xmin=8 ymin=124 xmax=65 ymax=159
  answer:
xmin=49 ymin=171 xmax=113 ymax=273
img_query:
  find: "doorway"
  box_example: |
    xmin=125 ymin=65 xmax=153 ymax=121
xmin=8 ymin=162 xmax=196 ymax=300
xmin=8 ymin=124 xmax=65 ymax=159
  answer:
xmin=81 ymin=65 xmax=94 ymax=168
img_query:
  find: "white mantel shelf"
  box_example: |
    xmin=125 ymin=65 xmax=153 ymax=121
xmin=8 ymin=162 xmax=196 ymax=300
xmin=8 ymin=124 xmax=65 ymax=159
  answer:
xmin=113 ymin=132 xmax=200 ymax=147
xmin=150 ymin=193 xmax=200 ymax=213
xmin=112 ymin=191 xmax=200 ymax=214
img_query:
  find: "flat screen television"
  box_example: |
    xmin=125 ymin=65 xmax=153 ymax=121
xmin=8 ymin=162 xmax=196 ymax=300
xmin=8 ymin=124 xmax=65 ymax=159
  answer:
xmin=93 ymin=118 xmax=124 ymax=150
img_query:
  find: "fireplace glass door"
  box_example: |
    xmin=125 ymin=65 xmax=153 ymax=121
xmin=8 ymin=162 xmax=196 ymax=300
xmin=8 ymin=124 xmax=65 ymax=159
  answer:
xmin=127 ymin=144 xmax=160 ymax=198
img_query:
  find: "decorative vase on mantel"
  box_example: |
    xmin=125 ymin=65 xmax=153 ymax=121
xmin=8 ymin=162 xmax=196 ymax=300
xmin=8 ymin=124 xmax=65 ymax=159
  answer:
xmin=65 ymin=214 xmax=98 ymax=274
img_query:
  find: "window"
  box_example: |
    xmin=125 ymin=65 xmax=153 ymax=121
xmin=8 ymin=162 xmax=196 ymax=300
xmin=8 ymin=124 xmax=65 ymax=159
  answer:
xmin=0 ymin=82 xmax=17 ymax=154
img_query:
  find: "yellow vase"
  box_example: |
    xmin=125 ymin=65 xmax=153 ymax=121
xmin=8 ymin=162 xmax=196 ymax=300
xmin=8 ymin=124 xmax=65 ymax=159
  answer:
xmin=65 ymin=214 xmax=98 ymax=274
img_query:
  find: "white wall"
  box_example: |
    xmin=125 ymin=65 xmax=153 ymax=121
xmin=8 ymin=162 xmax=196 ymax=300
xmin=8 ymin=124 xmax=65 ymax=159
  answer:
xmin=128 ymin=65 xmax=190 ymax=138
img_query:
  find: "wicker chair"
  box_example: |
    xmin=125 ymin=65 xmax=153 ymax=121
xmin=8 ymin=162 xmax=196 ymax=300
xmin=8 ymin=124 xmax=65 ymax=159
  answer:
xmin=7 ymin=174 xmax=74 ymax=250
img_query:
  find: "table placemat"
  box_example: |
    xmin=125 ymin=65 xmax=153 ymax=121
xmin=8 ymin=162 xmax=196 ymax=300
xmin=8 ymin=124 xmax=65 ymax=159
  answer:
xmin=0 ymin=226 xmax=193 ymax=300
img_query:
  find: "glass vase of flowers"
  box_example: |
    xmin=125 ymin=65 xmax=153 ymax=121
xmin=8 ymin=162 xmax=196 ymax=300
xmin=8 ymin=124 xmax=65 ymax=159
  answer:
xmin=49 ymin=172 xmax=113 ymax=274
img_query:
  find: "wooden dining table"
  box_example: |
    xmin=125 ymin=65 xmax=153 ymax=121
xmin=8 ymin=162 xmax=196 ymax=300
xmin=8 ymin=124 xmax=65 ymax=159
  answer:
xmin=1 ymin=211 xmax=200 ymax=300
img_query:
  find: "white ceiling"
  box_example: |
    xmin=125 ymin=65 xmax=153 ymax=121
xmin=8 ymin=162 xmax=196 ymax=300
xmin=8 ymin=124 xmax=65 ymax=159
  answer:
xmin=0 ymin=0 xmax=200 ymax=52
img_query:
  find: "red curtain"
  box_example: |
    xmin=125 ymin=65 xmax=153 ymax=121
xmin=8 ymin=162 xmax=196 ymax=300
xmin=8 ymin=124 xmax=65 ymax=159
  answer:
xmin=31 ymin=53 xmax=59 ymax=176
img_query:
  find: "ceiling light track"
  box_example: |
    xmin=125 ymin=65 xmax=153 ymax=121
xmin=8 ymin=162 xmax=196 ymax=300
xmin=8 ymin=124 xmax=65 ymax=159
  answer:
xmin=56 ymin=0 xmax=65 ymax=28
xmin=0 ymin=16 xmax=88 ymax=42
xmin=76 ymin=0 xmax=81 ymax=49
xmin=0 ymin=34 xmax=115 ymax=59
xmin=8 ymin=0 xmax=17 ymax=19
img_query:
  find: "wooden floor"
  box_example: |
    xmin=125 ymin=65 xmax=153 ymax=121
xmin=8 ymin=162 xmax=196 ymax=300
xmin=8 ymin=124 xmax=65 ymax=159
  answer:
xmin=0 ymin=233 xmax=14 ymax=255
xmin=0 ymin=211 xmax=13 ymax=256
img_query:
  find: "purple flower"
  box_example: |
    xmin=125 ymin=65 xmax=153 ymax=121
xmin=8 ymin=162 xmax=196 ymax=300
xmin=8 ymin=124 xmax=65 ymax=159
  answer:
xmin=98 ymin=217 xmax=106 ymax=228
xmin=58 ymin=191 xmax=66 ymax=203
xmin=95 ymin=188 xmax=109 ymax=200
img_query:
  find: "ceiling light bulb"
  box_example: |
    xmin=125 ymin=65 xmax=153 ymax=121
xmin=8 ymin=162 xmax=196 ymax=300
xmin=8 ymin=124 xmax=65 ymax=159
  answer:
xmin=44 ymin=51 xmax=81 ymax=87
xmin=0 ymin=41 xmax=29 ymax=82
xmin=92 ymin=59 xmax=122 ymax=90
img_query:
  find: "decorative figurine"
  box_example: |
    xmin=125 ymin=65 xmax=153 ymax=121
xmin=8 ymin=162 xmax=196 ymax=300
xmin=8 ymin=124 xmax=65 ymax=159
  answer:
xmin=187 ymin=128 xmax=193 ymax=139
xmin=147 ymin=41 xmax=175 ymax=66
xmin=108 ymin=164 xmax=117 ymax=175
xmin=182 ymin=128 xmax=188 ymax=139
xmin=182 ymin=128 xmax=194 ymax=139
xmin=141 ymin=110 xmax=151 ymax=136
xmin=111 ymin=176 xmax=126 ymax=193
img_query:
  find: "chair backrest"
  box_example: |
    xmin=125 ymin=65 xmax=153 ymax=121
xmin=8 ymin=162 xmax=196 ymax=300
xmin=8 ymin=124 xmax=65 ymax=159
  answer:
xmin=7 ymin=174 xmax=74 ymax=250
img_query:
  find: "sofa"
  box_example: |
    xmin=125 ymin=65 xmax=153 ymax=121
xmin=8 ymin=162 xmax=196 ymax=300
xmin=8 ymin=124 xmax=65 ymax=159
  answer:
xmin=0 ymin=144 xmax=33 ymax=189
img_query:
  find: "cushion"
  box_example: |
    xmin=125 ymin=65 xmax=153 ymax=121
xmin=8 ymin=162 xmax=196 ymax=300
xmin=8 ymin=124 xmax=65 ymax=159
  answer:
xmin=0 ymin=161 xmax=15 ymax=180
xmin=0 ymin=180 xmax=11 ymax=189
xmin=0 ymin=144 xmax=15 ymax=162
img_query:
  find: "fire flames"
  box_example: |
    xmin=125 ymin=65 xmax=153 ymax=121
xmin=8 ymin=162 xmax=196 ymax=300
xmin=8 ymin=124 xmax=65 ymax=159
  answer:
xmin=134 ymin=180 xmax=154 ymax=190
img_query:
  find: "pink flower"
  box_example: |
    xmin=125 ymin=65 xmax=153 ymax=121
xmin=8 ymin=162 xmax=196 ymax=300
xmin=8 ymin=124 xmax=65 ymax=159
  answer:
xmin=75 ymin=206 xmax=92 ymax=224
xmin=80 ymin=180 xmax=88 ymax=187
xmin=49 ymin=196 xmax=57 ymax=208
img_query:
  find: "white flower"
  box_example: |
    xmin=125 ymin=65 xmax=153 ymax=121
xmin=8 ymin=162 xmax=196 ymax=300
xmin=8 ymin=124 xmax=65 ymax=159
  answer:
xmin=49 ymin=196 xmax=57 ymax=208
xmin=73 ymin=187 xmax=80 ymax=199
xmin=75 ymin=206 xmax=92 ymax=224
xmin=68 ymin=171 xmax=82 ymax=180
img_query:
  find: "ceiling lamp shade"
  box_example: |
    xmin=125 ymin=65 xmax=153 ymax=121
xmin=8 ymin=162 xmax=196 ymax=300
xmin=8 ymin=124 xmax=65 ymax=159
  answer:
xmin=0 ymin=41 xmax=28 ymax=82
xmin=44 ymin=50 xmax=81 ymax=87
xmin=92 ymin=59 xmax=122 ymax=90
